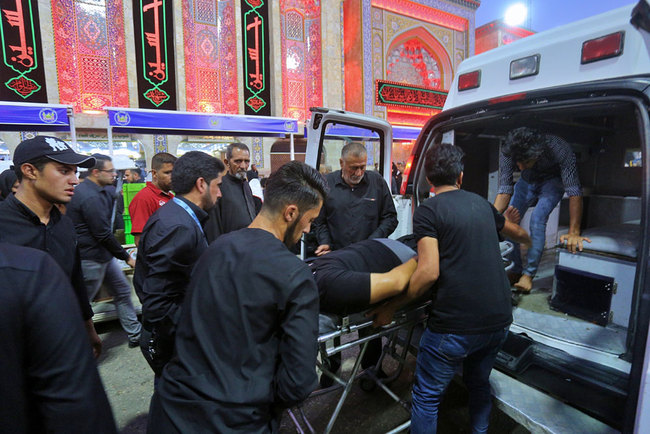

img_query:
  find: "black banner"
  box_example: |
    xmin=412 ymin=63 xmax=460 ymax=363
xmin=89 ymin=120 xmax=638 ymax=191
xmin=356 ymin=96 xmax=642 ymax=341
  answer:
xmin=240 ymin=0 xmax=271 ymax=116
xmin=0 ymin=0 xmax=47 ymax=102
xmin=132 ymin=0 xmax=176 ymax=109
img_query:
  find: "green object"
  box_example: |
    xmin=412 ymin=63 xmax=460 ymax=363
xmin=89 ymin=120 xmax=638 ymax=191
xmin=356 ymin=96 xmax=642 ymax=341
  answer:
xmin=122 ymin=183 xmax=147 ymax=214
xmin=122 ymin=183 xmax=145 ymax=245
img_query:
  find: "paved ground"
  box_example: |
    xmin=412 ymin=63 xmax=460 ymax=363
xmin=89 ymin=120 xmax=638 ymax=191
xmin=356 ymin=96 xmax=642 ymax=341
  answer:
xmin=96 ymin=320 xmax=527 ymax=434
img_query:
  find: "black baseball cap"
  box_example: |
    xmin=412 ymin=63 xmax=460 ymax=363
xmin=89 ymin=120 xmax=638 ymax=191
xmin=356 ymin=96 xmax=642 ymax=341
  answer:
xmin=13 ymin=136 xmax=96 ymax=168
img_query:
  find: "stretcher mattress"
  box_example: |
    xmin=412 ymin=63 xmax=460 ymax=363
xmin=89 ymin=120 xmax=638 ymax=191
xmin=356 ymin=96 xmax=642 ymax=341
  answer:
xmin=580 ymin=223 xmax=639 ymax=259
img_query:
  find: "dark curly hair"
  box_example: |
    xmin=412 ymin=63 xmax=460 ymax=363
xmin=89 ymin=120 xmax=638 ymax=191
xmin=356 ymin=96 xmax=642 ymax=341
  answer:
xmin=424 ymin=143 xmax=465 ymax=187
xmin=263 ymin=161 xmax=328 ymax=214
xmin=502 ymin=127 xmax=547 ymax=163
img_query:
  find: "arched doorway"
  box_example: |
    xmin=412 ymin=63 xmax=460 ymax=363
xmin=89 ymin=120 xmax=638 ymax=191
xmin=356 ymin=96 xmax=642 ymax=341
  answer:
xmin=269 ymin=138 xmax=307 ymax=173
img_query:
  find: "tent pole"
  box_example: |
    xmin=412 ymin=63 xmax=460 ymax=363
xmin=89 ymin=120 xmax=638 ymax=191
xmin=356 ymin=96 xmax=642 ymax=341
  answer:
xmin=108 ymin=125 xmax=114 ymax=156
xmin=68 ymin=108 xmax=78 ymax=151
xmin=290 ymin=133 xmax=295 ymax=160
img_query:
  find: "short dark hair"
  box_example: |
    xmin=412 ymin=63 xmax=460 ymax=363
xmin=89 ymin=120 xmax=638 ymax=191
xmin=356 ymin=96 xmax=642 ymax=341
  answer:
xmin=171 ymin=151 xmax=225 ymax=195
xmin=341 ymin=142 xmax=367 ymax=159
xmin=225 ymin=143 xmax=250 ymax=160
xmin=15 ymin=156 xmax=51 ymax=181
xmin=151 ymin=152 xmax=177 ymax=171
xmin=502 ymin=127 xmax=546 ymax=163
xmin=424 ymin=143 xmax=465 ymax=187
xmin=90 ymin=153 xmax=111 ymax=172
xmin=263 ymin=161 xmax=328 ymax=215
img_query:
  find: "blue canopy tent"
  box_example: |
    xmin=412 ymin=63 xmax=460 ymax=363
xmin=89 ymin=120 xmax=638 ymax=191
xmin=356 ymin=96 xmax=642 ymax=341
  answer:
xmin=322 ymin=123 xmax=420 ymax=141
xmin=104 ymin=107 xmax=300 ymax=158
xmin=0 ymin=101 xmax=79 ymax=149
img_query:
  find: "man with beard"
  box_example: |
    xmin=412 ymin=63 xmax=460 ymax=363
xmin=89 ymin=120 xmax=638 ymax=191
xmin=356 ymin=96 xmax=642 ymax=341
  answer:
xmin=134 ymin=152 xmax=224 ymax=377
xmin=148 ymin=161 xmax=327 ymax=434
xmin=128 ymin=152 xmax=177 ymax=245
xmin=204 ymin=142 xmax=257 ymax=242
xmin=0 ymin=136 xmax=102 ymax=357
xmin=311 ymin=141 xmax=398 ymax=381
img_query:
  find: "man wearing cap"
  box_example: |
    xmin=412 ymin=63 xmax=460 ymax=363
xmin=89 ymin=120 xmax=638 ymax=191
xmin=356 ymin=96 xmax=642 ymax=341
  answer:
xmin=0 ymin=135 xmax=102 ymax=357
xmin=67 ymin=154 xmax=142 ymax=347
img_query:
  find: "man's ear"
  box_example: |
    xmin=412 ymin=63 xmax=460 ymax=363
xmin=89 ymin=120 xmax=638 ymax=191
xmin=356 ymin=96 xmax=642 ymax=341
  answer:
xmin=21 ymin=163 xmax=38 ymax=181
xmin=195 ymin=177 xmax=207 ymax=194
xmin=458 ymin=171 xmax=464 ymax=187
xmin=339 ymin=158 xmax=344 ymax=169
xmin=283 ymin=204 xmax=299 ymax=222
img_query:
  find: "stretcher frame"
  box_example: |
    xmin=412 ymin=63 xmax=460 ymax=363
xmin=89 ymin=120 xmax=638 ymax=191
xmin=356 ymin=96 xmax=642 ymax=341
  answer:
xmin=288 ymin=301 xmax=431 ymax=434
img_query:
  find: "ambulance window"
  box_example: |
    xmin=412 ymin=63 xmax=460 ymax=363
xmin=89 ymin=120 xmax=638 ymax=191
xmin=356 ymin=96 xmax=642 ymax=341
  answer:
xmin=624 ymin=148 xmax=642 ymax=167
xmin=319 ymin=122 xmax=382 ymax=176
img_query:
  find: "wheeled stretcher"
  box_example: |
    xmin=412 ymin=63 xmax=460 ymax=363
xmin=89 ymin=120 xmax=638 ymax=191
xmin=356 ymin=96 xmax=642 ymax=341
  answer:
xmin=288 ymin=301 xmax=431 ymax=434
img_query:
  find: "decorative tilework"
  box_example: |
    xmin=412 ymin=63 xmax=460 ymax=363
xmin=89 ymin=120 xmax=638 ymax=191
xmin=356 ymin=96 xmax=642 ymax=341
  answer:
xmin=154 ymin=135 xmax=168 ymax=153
xmin=52 ymin=0 xmax=129 ymax=112
xmin=251 ymin=137 xmax=263 ymax=168
xmin=183 ymin=0 xmax=238 ymax=113
xmin=20 ymin=131 xmax=37 ymax=141
xmin=286 ymin=10 xmax=304 ymax=41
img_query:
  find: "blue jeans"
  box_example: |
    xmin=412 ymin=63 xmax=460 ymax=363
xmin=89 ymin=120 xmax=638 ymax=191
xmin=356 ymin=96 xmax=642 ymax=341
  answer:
xmin=411 ymin=327 xmax=509 ymax=434
xmin=508 ymin=177 xmax=564 ymax=277
xmin=82 ymin=258 xmax=141 ymax=341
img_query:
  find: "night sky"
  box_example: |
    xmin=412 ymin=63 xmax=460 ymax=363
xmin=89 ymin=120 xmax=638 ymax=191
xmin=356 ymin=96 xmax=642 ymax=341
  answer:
xmin=475 ymin=0 xmax=636 ymax=32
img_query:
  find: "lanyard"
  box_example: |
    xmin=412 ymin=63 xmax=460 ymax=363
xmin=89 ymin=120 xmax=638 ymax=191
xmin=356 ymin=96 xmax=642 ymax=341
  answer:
xmin=173 ymin=197 xmax=204 ymax=235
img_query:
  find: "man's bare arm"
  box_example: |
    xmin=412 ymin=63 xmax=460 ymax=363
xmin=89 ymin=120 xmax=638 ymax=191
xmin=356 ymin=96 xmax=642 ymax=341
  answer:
xmin=559 ymin=196 xmax=591 ymax=253
xmin=494 ymin=193 xmax=512 ymax=214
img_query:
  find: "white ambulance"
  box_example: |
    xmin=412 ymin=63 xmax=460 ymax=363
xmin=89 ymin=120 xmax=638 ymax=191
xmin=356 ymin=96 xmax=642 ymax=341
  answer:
xmin=306 ymin=2 xmax=650 ymax=432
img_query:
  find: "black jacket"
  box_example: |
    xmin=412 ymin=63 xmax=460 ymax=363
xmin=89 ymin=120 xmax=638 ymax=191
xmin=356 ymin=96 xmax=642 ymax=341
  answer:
xmin=148 ymin=228 xmax=319 ymax=433
xmin=134 ymin=197 xmax=208 ymax=330
xmin=0 ymin=194 xmax=93 ymax=320
xmin=0 ymin=243 xmax=116 ymax=434
xmin=204 ymin=173 xmax=257 ymax=242
xmin=313 ymin=170 xmax=398 ymax=250
xmin=67 ymin=178 xmax=130 ymax=263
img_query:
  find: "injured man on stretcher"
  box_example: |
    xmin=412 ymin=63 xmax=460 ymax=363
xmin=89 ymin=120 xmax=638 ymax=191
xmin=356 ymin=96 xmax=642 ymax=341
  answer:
xmin=308 ymin=237 xmax=418 ymax=316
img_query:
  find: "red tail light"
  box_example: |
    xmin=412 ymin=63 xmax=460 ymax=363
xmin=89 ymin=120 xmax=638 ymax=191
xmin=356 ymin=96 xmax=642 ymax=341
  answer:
xmin=458 ymin=70 xmax=481 ymax=91
xmin=581 ymin=31 xmax=624 ymax=64
xmin=400 ymin=154 xmax=415 ymax=195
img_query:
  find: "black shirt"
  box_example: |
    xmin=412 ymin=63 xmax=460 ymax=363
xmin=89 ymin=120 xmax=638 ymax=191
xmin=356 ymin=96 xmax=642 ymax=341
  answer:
xmin=134 ymin=197 xmax=208 ymax=329
xmin=413 ymin=189 xmax=512 ymax=334
xmin=204 ymin=173 xmax=257 ymax=242
xmin=313 ymin=170 xmax=398 ymax=250
xmin=149 ymin=228 xmax=319 ymax=434
xmin=0 ymin=243 xmax=116 ymax=434
xmin=0 ymin=194 xmax=93 ymax=320
xmin=67 ymin=178 xmax=130 ymax=262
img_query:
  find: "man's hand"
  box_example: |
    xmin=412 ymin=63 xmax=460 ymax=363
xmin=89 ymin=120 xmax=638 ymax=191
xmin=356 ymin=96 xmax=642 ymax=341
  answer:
xmin=127 ymin=257 xmax=136 ymax=268
xmin=559 ymin=233 xmax=591 ymax=253
xmin=366 ymin=304 xmax=396 ymax=327
xmin=503 ymin=206 xmax=521 ymax=224
xmin=85 ymin=319 xmax=102 ymax=358
xmin=314 ymin=244 xmax=331 ymax=256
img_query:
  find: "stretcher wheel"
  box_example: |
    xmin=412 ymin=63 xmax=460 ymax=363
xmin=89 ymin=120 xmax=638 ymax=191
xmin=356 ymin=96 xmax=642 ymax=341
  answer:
xmin=359 ymin=376 xmax=377 ymax=392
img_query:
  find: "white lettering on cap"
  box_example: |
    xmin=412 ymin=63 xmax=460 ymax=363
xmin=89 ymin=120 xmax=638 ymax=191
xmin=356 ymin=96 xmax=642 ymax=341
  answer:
xmin=45 ymin=137 xmax=69 ymax=152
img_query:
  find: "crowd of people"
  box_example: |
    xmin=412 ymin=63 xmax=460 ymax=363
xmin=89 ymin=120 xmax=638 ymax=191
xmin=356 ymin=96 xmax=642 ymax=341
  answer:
xmin=0 ymin=128 xmax=590 ymax=433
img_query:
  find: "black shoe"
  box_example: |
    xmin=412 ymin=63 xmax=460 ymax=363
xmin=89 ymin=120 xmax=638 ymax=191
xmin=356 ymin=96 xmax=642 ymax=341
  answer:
xmin=128 ymin=339 xmax=140 ymax=348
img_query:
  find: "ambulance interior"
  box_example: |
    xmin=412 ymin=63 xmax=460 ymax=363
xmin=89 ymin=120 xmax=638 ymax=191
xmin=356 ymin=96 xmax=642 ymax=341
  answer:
xmin=415 ymin=100 xmax=644 ymax=366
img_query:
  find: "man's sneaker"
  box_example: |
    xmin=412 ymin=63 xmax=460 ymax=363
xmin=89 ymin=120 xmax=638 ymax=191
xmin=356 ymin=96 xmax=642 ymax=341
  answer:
xmin=128 ymin=339 xmax=140 ymax=348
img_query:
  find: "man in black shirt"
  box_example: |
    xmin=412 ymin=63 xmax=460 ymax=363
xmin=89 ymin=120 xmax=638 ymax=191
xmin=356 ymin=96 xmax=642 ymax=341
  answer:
xmin=134 ymin=152 xmax=225 ymax=376
xmin=204 ymin=142 xmax=257 ymax=241
xmin=310 ymin=238 xmax=417 ymax=315
xmin=0 ymin=136 xmax=101 ymax=356
xmin=148 ymin=161 xmax=328 ymax=434
xmin=313 ymin=141 xmax=398 ymax=255
xmin=0 ymin=243 xmax=117 ymax=434
xmin=372 ymin=144 xmax=530 ymax=433
xmin=67 ymin=154 xmax=142 ymax=347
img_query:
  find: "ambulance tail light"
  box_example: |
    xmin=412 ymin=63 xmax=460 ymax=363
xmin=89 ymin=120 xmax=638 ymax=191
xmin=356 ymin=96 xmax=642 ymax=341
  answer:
xmin=400 ymin=154 xmax=415 ymax=195
xmin=581 ymin=31 xmax=624 ymax=64
xmin=510 ymin=54 xmax=540 ymax=80
xmin=458 ymin=70 xmax=481 ymax=91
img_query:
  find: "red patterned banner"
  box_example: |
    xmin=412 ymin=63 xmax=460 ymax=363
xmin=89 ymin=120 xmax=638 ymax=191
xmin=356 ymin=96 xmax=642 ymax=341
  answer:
xmin=0 ymin=0 xmax=47 ymax=101
xmin=376 ymin=79 xmax=447 ymax=110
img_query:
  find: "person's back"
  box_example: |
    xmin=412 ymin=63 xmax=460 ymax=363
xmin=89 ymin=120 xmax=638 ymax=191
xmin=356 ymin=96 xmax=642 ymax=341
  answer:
xmin=416 ymin=189 xmax=511 ymax=333
xmin=0 ymin=243 xmax=116 ymax=434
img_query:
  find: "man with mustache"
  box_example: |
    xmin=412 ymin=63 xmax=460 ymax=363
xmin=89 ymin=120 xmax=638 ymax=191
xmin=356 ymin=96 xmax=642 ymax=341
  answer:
xmin=204 ymin=142 xmax=257 ymax=242
xmin=312 ymin=141 xmax=398 ymax=382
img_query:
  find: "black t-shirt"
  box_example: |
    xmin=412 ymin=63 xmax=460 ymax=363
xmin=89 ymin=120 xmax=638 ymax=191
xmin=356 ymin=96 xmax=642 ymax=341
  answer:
xmin=413 ymin=189 xmax=512 ymax=334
